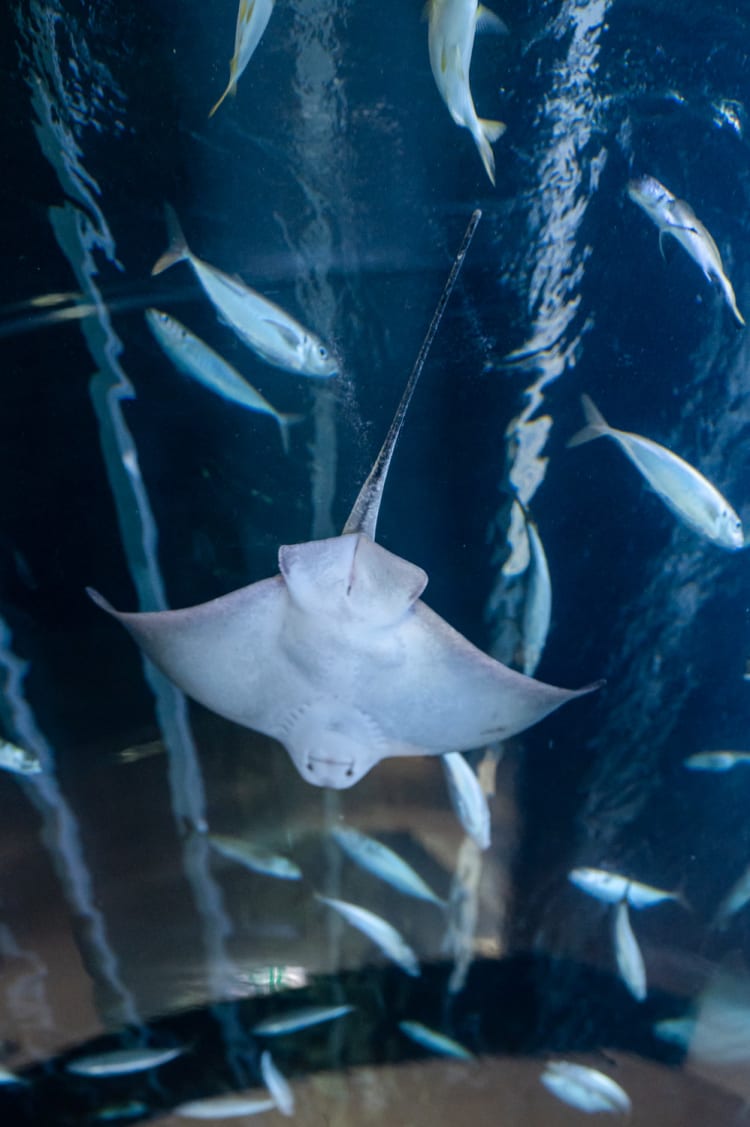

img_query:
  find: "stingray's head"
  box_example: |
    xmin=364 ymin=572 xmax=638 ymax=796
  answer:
xmin=278 ymin=533 xmax=426 ymax=627
xmin=280 ymin=699 xmax=384 ymax=789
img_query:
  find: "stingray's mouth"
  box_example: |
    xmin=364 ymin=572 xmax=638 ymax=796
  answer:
xmin=305 ymin=753 xmax=355 ymax=780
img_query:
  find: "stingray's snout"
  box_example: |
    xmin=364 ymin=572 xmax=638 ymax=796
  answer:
xmin=304 ymin=752 xmax=360 ymax=790
xmin=282 ymin=701 xmax=382 ymax=789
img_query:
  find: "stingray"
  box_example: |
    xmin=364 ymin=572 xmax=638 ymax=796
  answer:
xmin=89 ymin=212 xmax=599 ymax=789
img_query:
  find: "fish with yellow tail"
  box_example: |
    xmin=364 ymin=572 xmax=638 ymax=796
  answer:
xmin=210 ymin=0 xmax=276 ymax=117
xmin=627 ymin=174 xmax=745 ymax=326
xmin=152 ymin=206 xmax=338 ymax=379
xmin=145 ymin=309 xmax=303 ymax=454
xmin=612 ymin=896 xmax=647 ymax=1002
xmin=427 ymin=0 xmax=507 ymax=186
xmin=569 ymin=395 xmax=745 ymax=551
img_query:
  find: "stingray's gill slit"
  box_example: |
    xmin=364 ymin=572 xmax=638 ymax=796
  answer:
xmin=88 ymin=211 xmax=602 ymax=790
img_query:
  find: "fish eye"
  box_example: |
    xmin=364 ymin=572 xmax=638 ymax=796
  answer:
xmin=318 ymin=345 xmax=328 ymax=359
xmin=345 ymin=765 xmax=353 ymax=778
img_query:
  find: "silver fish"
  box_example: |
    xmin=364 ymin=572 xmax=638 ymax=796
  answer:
xmin=714 ymin=863 xmax=750 ymax=929
xmin=569 ymin=867 xmax=684 ymax=909
xmin=316 ymin=895 xmax=420 ymax=976
xmin=251 ymin=1004 xmax=353 ymax=1036
xmin=684 ymin=750 xmax=750 ymax=772
xmin=115 ymin=739 xmax=164 ymax=765
xmin=628 ymin=174 xmax=745 ymax=326
xmin=88 ymin=1102 xmax=148 ymax=1123
xmin=66 ymin=1045 xmax=184 ymax=1077
xmin=331 ymin=826 xmax=444 ymax=906
xmin=399 ymin=1020 xmax=473 ymax=1060
xmin=0 ymin=1066 xmax=27 ymax=1086
xmin=146 ymin=309 xmax=302 ymax=454
xmin=0 ymin=738 xmax=42 ymax=776
xmin=210 ymin=0 xmax=276 ymax=117
xmin=260 ymin=1050 xmax=294 ymax=1117
xmin=540 ymin=1060 xmax=631 ymax=1115
xmin=441 ymin=751 xmax=490 ymax=850
xmin=208 ymin=834 xmax=301 ymax=880
xmin=653 ymin=1016 xmax=695 ymax=1049
xmin=521 ymin=510 xmax=552 ymax=677
xmin=175 ymin=1093 xmax=276 ymax=1119
xmin=569 ymin=395 xmax=744 ymax=550
xmin=152 ymin=207 xmax=337 ymax=379
xmin=612 ymin=897 xmax=647 ymax=1002
xmin=427 ymin=0 xmax=507 ymax=185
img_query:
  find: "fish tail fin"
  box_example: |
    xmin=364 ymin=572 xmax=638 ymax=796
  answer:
xmin=475 ymin=5 xmax=510 ymax=34
xmin=473 ymin=119 xmax=505 ymax=185
xmin=720 ymin=276 xmax=745 ymax=326
xmin=277 ymin=413 xmax=304 ymax=456
xmin=473 ymin=130 xmax=497 ymax=187
xmin=675 ymin=887 xmax=693 ymax=913
xmin=208 ymin=75 xmax=237 ymax=118
xmin=479 ymin=117 xmax=506 ymax=144
xmin=567 ymin=394 xmax=611 ymax=447
xmin=152 ymin=204 xmax=190 ymax=276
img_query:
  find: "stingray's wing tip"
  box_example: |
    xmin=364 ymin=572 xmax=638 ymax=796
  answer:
xmin=580 ymin=678 xmax=606 ymax=696
xmin=86 ymin=586 xmax=117 ymax=615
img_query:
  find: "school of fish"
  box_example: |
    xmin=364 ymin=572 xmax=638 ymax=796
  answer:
xmin=4 ymin=0 xmax=750 ymax=1121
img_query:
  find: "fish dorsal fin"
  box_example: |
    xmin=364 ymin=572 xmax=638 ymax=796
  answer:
xmin=215 ymin=271 xmax=252 ymax=297
xmin=475 ymin=5 xmax=509 ymax=35
xmin=343 ymin=210 xmax=481 ymax=540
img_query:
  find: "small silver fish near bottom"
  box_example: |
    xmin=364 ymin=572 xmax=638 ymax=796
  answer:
xmin=399 ymin=1020 xmax=473 ymax=1060
xmin=540 ymin=1060 xmax=631 ymax=1115
xmin=66 ymin=1045 xmax=184 ymax=1077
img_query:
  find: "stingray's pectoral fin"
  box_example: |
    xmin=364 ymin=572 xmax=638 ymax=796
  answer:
xmin=86 ymin=575 xmax=287 ymax=733
xmin=578 ymin=678 xmax=606 ymax=696
xmin=480 ymin=679 xmax=603 ymax=741
xmin=86 ymin=587 xmax=117 ymax=616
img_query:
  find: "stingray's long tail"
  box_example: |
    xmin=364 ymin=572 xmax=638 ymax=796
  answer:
xmin=343 ymin=209 xmax=482 ymax=540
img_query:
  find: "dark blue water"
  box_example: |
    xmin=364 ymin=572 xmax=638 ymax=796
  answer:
xmin=1 ymin=0 xmax=750 ymax=1121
